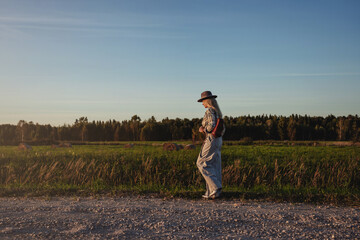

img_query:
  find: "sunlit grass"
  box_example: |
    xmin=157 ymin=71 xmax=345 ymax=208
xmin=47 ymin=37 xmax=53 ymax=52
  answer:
xmin=0 ymin=144 xmax=359 ymax=204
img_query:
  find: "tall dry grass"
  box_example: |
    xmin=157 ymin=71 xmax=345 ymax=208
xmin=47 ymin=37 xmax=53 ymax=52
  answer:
xmin=0 ymin=145 xmax=359 ymax=203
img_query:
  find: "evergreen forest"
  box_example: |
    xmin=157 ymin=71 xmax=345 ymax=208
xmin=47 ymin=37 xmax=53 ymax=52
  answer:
xmin=0 ymin=114 xmax=359 ymax=145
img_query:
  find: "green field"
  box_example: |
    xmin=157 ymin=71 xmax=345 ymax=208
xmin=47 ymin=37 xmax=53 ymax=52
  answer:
xmin=1 ymin=143 xmax=359 ymax=205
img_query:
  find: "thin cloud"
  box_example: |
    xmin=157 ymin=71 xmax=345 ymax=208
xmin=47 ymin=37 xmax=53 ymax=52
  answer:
xmin=0 ymin=23 xmax=25 ymax=38
xmin=0 ymin=15 xmax=162 ymax=28
xmin=0 ymin=15 xmax=187 ymax=39
xmin=5 ymin=24 xmax=188 ymax=39
xmin=0 ymin=16 xmax=87 ymax=25
xmin=274 ymin=73 xmax=360 ymax=77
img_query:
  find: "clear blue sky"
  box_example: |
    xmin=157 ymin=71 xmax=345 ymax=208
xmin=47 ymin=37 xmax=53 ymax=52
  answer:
xmin=1 ymin=0 xmax=359 ymax=125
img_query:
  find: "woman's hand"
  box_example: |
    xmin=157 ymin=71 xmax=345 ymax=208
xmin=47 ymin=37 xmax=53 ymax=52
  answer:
xmin=199 ymin=126 xmax=204 ymax=133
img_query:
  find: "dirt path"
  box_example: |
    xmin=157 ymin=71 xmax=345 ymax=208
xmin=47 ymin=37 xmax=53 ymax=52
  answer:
xmin=1 ymin=196 xmax=359 ymax=239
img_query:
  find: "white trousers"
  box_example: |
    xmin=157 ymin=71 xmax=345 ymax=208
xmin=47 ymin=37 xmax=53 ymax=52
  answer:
xmin=196 ymin=134 xmax=222 ymax=196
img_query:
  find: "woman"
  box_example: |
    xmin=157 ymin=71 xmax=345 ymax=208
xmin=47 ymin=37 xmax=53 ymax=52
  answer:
xmin=196 ymin=91 xmax=225 ymax=199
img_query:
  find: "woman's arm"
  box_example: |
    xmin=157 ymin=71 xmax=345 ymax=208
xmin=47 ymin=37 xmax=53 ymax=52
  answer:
xmin=203 ymin=109 xmax=217 ymax=133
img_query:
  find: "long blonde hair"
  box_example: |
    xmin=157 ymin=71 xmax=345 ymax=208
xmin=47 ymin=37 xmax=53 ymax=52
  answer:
xmin=204 ymin=98 xmax=223 ymax=118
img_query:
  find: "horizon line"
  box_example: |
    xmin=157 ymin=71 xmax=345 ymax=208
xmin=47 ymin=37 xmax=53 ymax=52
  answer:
xmin=1 ymin=113 xmax=359 ymax=126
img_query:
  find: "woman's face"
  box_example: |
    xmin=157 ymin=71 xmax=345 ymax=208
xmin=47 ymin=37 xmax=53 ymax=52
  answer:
xmin=202 ymin=100 xmax=209 ymax=108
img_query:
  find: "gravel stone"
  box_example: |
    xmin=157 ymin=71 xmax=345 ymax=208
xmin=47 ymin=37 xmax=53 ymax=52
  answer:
xmin=0 ymin=196 xmax=359 ymax=239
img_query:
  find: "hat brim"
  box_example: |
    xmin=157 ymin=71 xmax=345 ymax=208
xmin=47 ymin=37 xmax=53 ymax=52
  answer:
xmin=197 ymin=95 xmax=217 ymax=102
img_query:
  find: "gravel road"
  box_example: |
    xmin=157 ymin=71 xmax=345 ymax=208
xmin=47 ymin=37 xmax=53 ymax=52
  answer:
xmin=1 ymin=196 xmax=359 ymax=239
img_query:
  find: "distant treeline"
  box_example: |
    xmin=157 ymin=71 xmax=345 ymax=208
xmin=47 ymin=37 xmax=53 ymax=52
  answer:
xmin=0 ymin=114 xmax=359 ymax=145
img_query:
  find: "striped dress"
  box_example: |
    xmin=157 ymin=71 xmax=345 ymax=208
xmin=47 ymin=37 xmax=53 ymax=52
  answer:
xmin=196 ymin=108 xmax=223 ymax=197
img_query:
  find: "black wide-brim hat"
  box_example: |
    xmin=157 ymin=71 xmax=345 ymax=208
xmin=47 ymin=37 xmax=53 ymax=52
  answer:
xmin=197 ymin=91 xmax=217 ymax=102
